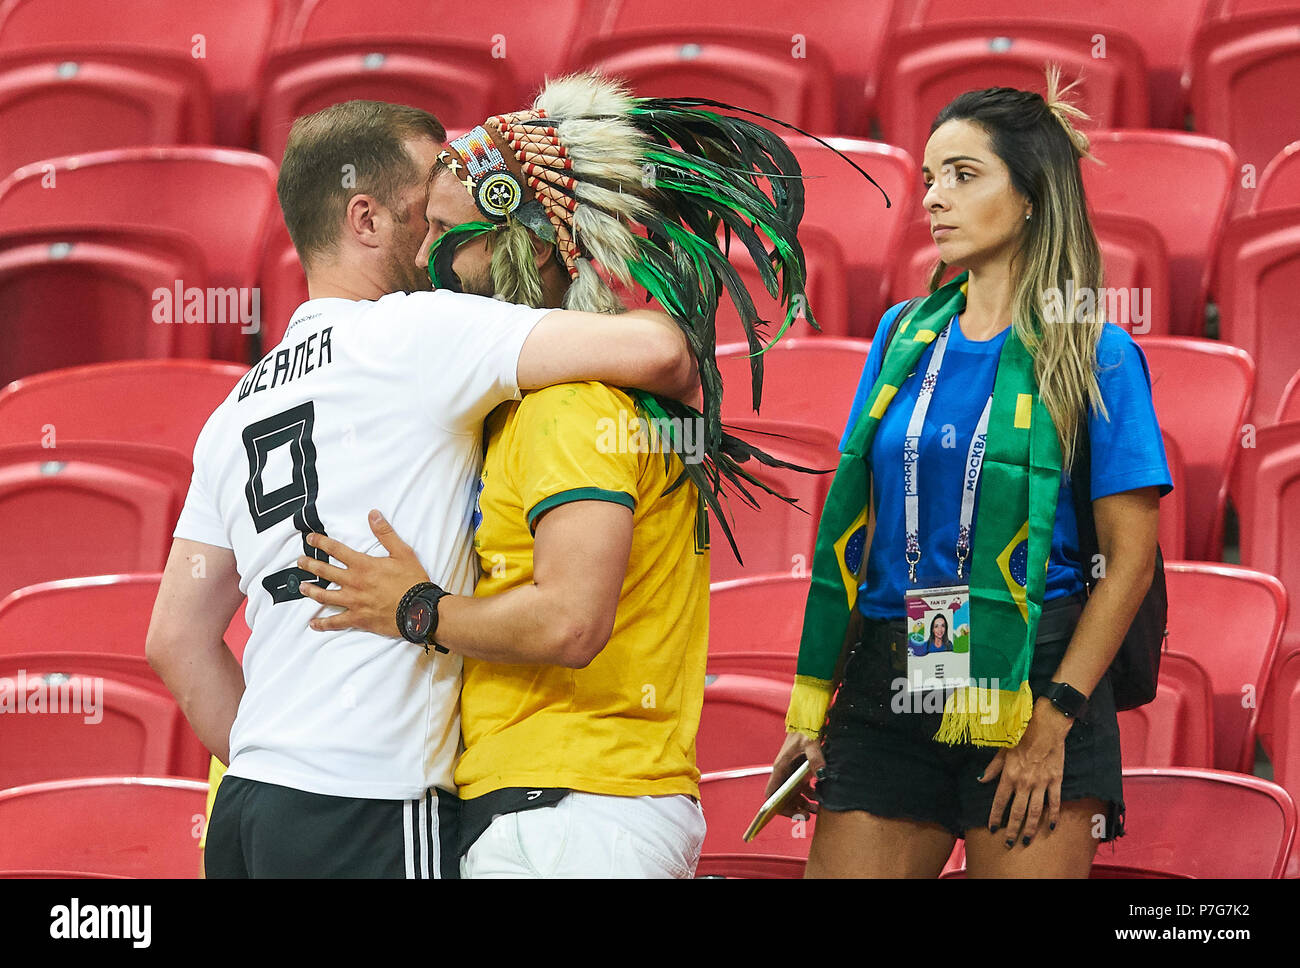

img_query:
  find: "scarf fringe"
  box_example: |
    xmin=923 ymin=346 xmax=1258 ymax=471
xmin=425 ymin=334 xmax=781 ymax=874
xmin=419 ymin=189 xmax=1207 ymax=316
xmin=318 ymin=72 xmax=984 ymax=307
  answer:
xmin=932 ymin=680 xmax=1035 ymax=748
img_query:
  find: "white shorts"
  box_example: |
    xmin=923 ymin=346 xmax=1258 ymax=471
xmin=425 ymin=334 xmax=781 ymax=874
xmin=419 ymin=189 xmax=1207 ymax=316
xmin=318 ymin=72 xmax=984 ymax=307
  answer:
xmin=461 ymin=792 xmax=707 ymax=879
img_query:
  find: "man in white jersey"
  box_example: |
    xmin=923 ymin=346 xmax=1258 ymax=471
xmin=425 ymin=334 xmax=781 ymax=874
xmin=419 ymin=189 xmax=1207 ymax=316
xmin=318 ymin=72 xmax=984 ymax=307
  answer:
xmin=145 ymin=100 xmax=697 ymax=878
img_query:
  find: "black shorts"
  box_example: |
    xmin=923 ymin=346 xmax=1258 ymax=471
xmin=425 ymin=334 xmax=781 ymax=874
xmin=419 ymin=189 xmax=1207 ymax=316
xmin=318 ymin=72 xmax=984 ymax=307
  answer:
xmin=205 ymin=775 xmax=461 ymax=878
xmin=817 ymin=591 xmax=1126 ymax=842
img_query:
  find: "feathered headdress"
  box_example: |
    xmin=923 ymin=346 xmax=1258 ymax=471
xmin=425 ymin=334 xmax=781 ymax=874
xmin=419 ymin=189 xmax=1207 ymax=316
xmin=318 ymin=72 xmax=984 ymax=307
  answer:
xmin=429 ymin=72 xmax=889 ymax=559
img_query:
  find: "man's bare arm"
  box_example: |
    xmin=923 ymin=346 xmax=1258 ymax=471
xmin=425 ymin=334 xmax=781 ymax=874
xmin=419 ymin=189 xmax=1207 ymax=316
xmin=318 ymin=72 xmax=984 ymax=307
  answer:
xmin=517 ymin=308 xmax=698 ymax=403
xmin=145 ymin=539 xmax=246 ymax=764
xmin=296 ymin=504 xmax=632 ymax=669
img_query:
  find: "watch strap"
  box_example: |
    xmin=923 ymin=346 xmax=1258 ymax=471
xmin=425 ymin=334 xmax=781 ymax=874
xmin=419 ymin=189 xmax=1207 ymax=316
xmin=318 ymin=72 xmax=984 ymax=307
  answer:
xmin=397 ymin=581 xmax=450 ymax=654
xmin=1043 ymin=680 xmax=1089 ymax=720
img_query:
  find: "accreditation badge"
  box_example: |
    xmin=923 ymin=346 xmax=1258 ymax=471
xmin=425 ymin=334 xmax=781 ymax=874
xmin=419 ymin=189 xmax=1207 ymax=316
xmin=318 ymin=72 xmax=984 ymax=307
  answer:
xmin=902 ymin=584 xmax=972 ymax=691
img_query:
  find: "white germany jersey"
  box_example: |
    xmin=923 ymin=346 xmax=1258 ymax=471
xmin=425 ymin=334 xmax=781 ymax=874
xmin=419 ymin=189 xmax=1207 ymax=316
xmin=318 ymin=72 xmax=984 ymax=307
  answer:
xmin=174 ymin=290 xmax=550 ymax=800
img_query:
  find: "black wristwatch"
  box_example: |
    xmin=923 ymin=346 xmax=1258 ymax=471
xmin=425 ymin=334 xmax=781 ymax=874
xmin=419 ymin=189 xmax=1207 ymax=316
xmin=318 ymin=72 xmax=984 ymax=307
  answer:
xmin=1042 ymin=681 xmax=1090 ymax=721
xmin=397 ymin=581 xmax=451 ymax=655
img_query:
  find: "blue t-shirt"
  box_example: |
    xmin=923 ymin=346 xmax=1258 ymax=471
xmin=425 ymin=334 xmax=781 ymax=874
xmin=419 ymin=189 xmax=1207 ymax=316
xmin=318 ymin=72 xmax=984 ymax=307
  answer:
xmin=842 ymin=301 xmax=1174 ymax=620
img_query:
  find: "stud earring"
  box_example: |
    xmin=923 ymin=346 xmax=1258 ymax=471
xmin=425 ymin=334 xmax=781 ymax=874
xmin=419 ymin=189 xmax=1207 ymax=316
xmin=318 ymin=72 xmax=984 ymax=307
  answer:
xmin=1025 ymin=213 xmax=1031 ymax=221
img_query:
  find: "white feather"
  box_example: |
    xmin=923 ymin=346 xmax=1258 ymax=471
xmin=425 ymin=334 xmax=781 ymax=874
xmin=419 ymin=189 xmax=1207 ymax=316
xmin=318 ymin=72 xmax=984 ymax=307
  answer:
xmin=563 ymin=258 xmax=625 ymax=315
xmin=534 ymin=72 xmax=635 ymax=119
xmin=573 ymin=207 xmax=640 ymax=286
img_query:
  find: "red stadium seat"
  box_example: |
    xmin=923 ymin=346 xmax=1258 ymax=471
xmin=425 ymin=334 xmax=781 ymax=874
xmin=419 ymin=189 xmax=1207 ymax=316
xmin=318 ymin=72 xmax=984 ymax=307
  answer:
xmin=0 ymin=442 xmax=191 ymax=599
xmin=1279 ymin=369 xmax=1300 ymax=423
xmin=1231 ymin=420 xmax=1300 ymax=753
xmin=1232 ymin=420 xmax=1300 ymax=575
xmin=588 ymin=0 xmax=903 ymax=137
xmin=1094 ymin=768 xmax=1296 ymax=878
xmin=572 ymin=29 xmax=835 ymax=135
xmin=0 ymin=574 xmax=162 ymax=656
xmin=943 ymin=767 xmax=1297 ymax=877
xmin=707 ymin=421 xmax=839 ymax=583
xmin=1088 ymin=213 xmax=1173 ymax=338
xmin=718 ymin=337 xmax=870 ymax=432
xmin=1163 ymin=562 xmax=1286 ymax=773
xmin=784 ymin=137 xmax=917 ymax=337
xmin=0 ymin=776 xmax=208 ymax=878
xmin=0 ymin=870 xmax=128 ymax=878
xmin=256 ymin=40 xmax=517 ymax=162
xmin=0 ymin=574 xmax=250 ymax=665
xmin=0 ymin=226 xmax=211 ymax=386
xmin=1141 ymin=336 xmax=1255 ymax=561
xmin=1188 ymin=10 xmax=1300 ymax=215
xmin=697 ymin=674 xmax=789 ymax=773
xmin=1214 ymin=206 xmax=1300 ymax=427
xmin=0 ymin=48 xmax=210 ymax=173
xmin=0 ymin=0 xmax=281 ymax=145
xmin=712 ymin=224 xmax=850 ymax=345
xmin=1117 ymin=651 xmax=1215 ymax=768
xmin=707 ymin=573 xmax=808 ymax=679
xmin=1271 ymin=650 xmax=1300 ymax=789
xmin=1082 ymin=131 xmax=1238 ymax=337
xmin=0 ymin=573 xmax=253 ymax=658
xmin=258 ymin=224 xmax=308 ymax=350
xmin=0 ymin=574 xmax=250 ymax=778
xmin=890 ymin=211 xmax=1171 ymax=337
xmin=876 ymin=22 xmax=1150 ymax=165
xmin=695 ymin=854 xmax=805 ymax=878
xmin=1256 ymin=139 xmax=1300 ymax=213
xmin=908 ymin=0 xmax=1214 ymax=129
xmin=0 ymin=147 xmax=281 ymax=363
xmin=1268 ymin=651 xmax=1300 ymax=876
xmin=0 ymin=359 xmax=244 ymax=455
xmin=279 ymin=0 xmax=583 ymax=97
xmin=1157 ymin=431 xmax=1188 ymax=561
xmin=0 ymin=666 xmax=183 ymax=789
xmin=1213 ymin=0 xmax=1300 ymax=15
xmin=698 ymin=766 xmax=814 ymax=872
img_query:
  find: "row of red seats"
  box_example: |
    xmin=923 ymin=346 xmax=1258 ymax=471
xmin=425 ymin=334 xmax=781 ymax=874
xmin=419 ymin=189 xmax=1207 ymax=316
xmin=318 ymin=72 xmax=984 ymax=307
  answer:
xmin=0 ymin=0 xmax=1295 ymax=160
xmin=3 ymin=131 xmax=1300 ymax=388
xmin=701 ymin=566 xmax=1292 ymax=778
xmin=0 ymin=765 xmax=1290 ymax=878
xmin=3 ymin=564 xmax=1275 ymax=784
xmin=0 ymin=565 xmax=1295 ymax=878
xmin=697 ymin=765 xmax=1298 ymax=879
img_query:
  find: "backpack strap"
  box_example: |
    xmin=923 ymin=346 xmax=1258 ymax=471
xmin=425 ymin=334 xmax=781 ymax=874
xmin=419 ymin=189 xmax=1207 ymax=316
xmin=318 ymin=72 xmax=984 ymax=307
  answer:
xmin=1069 ymin=410 xmax=1100 ymax=591
xmin=882 ymin=296 xmax=925 ymax=355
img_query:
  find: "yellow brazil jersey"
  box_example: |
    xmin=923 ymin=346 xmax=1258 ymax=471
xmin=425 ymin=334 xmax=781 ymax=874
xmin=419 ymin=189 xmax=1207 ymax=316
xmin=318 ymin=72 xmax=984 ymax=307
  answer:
xmin=456 ymin=381 xmax=710 ymax=801
xmin=200 ymin=755 xmax=226 ymax=851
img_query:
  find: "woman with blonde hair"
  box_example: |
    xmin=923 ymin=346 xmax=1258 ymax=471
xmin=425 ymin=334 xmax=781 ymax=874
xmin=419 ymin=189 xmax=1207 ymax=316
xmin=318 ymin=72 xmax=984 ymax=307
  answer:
xmin=767 ymin=66 xmax=1173 ymax=877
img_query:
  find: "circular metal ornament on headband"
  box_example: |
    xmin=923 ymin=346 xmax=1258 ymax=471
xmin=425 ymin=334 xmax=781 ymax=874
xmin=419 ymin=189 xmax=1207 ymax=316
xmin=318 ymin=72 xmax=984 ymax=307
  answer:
xmin=477 ymin=171 xmax=522 ymax=219
xmin=440 ymin=125 xmax=523 ymax=222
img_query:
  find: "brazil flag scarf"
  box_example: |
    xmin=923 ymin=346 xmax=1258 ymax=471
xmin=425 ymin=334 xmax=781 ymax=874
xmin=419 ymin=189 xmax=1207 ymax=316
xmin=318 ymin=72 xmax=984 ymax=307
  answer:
xmin=786 ymin=270 xmax=1062 ymax=747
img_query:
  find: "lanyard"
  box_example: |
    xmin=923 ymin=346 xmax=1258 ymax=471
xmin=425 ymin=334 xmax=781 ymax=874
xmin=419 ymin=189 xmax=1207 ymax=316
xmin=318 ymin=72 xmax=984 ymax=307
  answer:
xmin=903 ymin=321 xmax=993 ymax=583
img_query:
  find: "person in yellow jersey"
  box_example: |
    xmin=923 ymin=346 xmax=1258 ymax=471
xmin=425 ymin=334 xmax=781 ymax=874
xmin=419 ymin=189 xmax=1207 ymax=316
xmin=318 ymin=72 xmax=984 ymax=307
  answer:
xmin=299 ymin=379 xmax=710 ymax=876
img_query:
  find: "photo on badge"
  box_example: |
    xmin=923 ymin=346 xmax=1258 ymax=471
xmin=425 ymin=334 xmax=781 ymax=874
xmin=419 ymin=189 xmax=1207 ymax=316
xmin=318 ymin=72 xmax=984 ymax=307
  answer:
xmin=904 ymin=585 xmax=972 ymax=690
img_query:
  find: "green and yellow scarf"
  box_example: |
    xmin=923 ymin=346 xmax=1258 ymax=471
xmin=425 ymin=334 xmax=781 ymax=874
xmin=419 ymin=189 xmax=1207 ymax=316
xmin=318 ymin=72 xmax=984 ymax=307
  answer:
xmin=787 ymin=271 xmax=1062 ymax=747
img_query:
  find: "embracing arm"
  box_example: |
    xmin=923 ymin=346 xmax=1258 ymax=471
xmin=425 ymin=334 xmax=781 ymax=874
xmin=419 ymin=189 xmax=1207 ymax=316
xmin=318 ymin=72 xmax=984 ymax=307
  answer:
xmin=145 ymin=539 xmax=246 ymax=764
xmin=296 ymin=502 xmax=633 ymax=669
xmin=518 ymin=308 xmax=698 ymax=403
xmin=435 ymin=500 xmax=632 ymax=667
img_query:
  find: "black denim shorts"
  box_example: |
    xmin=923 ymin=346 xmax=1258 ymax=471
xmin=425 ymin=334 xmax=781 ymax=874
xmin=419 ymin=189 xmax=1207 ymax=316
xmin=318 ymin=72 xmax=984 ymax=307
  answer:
xmin=817 ymin=591 xmax=1125 ymax=842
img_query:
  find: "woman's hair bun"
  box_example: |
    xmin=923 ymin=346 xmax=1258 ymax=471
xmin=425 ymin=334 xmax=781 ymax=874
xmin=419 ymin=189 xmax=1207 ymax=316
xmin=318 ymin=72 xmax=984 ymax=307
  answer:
xmin=1043 ymin=63 xmax=1094 ymax=162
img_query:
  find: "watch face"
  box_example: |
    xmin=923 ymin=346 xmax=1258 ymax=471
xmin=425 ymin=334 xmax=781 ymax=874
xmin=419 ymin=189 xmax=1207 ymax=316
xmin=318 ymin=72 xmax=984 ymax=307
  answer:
xmin=404 ymin=601 xmax=432 ymax=641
